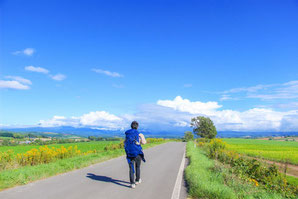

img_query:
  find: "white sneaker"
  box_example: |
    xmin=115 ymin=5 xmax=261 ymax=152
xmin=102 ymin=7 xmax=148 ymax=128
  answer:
xmin=131 ymin=183 xmax=136 ymax=189
xmin=136 ymin=179 xmax=142 ymax=185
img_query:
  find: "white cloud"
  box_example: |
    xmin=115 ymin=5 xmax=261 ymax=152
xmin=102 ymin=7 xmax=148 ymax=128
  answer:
xmin=220 ymin=94 xmax=239 ymax=101
xmin=50 ymin=74 xmax=66 ymax=81
xmin=80 ymin=111 xmax=122 ymax=126
xmin=223 ymin=84 xmax=273 ymax=94
xmin=25 ymin=66 xmax=66 ymax=81
xmin=13 ymin=48 xmax=35 ymax=56
xmin=23 ymin=48 xmax=35 ymax=56
xmin=92 ymin=68 xmax=123 ymax=77
xmin=37 ymin=96 xmax=298 ymax=132
xmin=0 ymin=80 xmax=30 ymax=90
xmin=157 ymin=96 xmax=298 ymax=132
xmin=25 ymin=66 xmax=49 ymax=74
xmin=39 ymin=116 xmax=80 ymax=127
xmin=221 ymin=80 xmax=298 ymax=101
xmin=5 ymin=76 xmax=32 ymax=85
xmin=280 ymin=112 xmax=298 ymax=131
xmin=157 ymin=96 xmax=222 ymax=115
xmin=276 ymin=102 xmax=298 ymax=109
xmin=39 ymin=111 xmax=123 ymax=130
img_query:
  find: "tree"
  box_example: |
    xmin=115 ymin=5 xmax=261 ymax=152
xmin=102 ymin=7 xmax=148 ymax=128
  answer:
xmin=13 ymin=133 xmax=24 ymax=139
xmin=183 ymin=131 xmax=194 ymax=142
xmin=88 ymin=136 xmax=96 ymax=141
xmin=190 ymin=116 xmax=217 ymax=139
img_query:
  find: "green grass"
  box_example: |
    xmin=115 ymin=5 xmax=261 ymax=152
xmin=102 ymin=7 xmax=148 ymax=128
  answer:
xmin=0 ymin=141 xmax=119 ymax=154
xmin=222 ymin=138 xmax=298 ymax=165
xmin=0 ymin=141 xmax=167 ymax=191
xmin=185 ymin=142 xmax=236 ymax=199
xmin=286 ymin=175 xmax=298 ymax=187
xmin=0 ymin=137 xmax=13 ymax=140
xmin=185 ymin=141 xmax=287 ymax=199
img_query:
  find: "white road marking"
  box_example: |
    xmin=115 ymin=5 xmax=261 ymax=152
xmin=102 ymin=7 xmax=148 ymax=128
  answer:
xmin=171 ymin=147 xmax=186 ymax=199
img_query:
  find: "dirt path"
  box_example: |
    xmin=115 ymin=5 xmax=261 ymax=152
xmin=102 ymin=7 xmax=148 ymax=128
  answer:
xmin=253 ymin=157 xmax=298 ymax=178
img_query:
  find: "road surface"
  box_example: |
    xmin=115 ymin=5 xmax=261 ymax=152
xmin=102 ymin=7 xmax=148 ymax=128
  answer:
xmin=0 ymin=142 xmax=187 ymax=199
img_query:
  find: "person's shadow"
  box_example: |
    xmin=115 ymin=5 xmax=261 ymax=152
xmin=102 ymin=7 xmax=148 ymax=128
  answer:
xmin=86 ymin=173 xmax=131 ymax=188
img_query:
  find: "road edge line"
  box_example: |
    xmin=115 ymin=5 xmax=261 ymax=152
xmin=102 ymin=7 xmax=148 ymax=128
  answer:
xmin=171 ymin=145 xmax=186 ymax=199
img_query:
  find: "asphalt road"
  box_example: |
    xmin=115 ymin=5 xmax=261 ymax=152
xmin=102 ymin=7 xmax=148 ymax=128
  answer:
xmin=0 ymin=142 xmax=187 ymax=199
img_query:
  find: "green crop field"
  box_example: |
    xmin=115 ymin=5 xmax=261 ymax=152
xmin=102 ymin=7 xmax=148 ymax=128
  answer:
xmin=222 ymin=138 xmax=298 ymax=165
xmin=0 ymin=141 xmax=119 ymax=154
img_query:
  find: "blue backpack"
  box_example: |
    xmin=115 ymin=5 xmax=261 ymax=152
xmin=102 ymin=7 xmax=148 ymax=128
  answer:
xmin=124 ymin=129 xmax=142 ymax=158
xmin=124 ymin=129 xmax=146 ymax=173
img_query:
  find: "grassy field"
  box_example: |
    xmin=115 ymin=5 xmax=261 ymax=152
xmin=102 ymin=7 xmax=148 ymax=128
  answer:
xmin=222 ymin=138 xmax=298 ymax=165
xmin=0 ymin=141 xmax=119 ymax=154
xmin=0 ymin=137 xmax=13 ymax=140
xmin=0 ymin=140 xmax=168 ymax=191
xmin=185 ymin=142 xmax=286 ymax=199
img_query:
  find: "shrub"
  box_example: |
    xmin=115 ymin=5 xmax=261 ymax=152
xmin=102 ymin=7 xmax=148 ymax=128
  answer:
xmin=183 ymin=131 xmax=194 ymax=142
xmin=207 ymin=138 xmax=226 ymax=159
xmin=0 ymin=150 xmax=14 ymax=170
xmin=104 ymin=142 xmax=124 ymax=151
xmin=16 ymin=145 xmax=91 ymax=166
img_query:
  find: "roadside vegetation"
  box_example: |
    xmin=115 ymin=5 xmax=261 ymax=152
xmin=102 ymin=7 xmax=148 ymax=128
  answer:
xmin=0 ymin=138 xmax=170 ymax=190
xmin=186 ymin=141 xmax=295 ymax=199
xmin=185 ymin=116 xmax=297 ymax=199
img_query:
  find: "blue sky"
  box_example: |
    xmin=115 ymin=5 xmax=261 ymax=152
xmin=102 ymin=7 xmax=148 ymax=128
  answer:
xmin=1 ymin=0 xmax=298 ymax=132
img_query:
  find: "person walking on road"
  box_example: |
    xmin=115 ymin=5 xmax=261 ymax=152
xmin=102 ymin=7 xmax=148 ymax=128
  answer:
xmin=124 ymin=121 xmax=146 ymax=189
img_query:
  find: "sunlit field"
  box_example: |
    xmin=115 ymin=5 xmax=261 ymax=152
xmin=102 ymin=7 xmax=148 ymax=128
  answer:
xmin=223 ymin=138 xmax=298 ymax=165
xmin=0 ymin=141 xmax=119 ymax=154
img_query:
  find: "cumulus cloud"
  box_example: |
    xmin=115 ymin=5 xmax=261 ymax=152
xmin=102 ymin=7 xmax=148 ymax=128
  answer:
xmin=80 ymin=111 xmax=122 ymax=126
xmin=159 ymin=96 xmax=298 ymax=132
xmin=92 ymin=68 xmax=123 ymax=77
xmin=157 ymin=96 xmax=222 ymax=115
xmin=38 ymin=96 xmax=298 ymax=132
xmin=0 ymin=80 xmax=30 ymax=90
xmin=39 ymin=111 xmax=124 ymax=130
xmin=280 ymin=111 xmax=298 ymax=131
xmin=25 ymin=66 xmax=49 ymax=74
xmin=13 ymin=48 xmax=35 ymax=56
xmin=50 ymin=74 xmax=66 ymax=81
xmin=39 ymin=116 xmax=80 ymax=127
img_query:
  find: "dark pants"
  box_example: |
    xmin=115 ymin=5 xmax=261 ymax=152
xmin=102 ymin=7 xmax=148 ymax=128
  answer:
xmin=129 ymin=155 xmax=141 ymax=184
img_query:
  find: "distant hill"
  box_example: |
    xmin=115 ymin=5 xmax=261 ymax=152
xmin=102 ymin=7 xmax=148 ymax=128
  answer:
xmin=0 ymin=128 xmax=83 ymax=139
xmin=0 ymin=126 xmax=297 ymax=138
xmin=0 ymin=126 xmax=183 ymax=138
xmin=217 ymin=131 xmax=298 ymax=138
